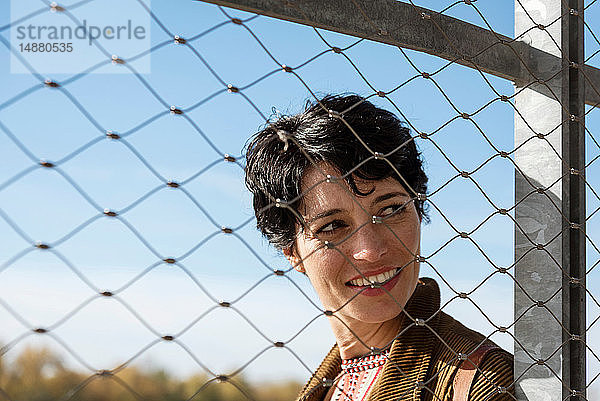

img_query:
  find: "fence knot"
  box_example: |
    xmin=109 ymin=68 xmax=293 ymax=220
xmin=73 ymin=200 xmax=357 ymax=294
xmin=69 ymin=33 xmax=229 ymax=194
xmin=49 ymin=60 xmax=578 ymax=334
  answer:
xmin=497 ymin=267 xmax=508 ymax=274
xmin=331 ymin=47 xmax=342 ymax=54
xmin=458 ymin=353 xmax=468 ymax=360
xmin=569 ymin=8 xmax=579 ymax=16
xmin=377 ymin=91 xmax=386 ymax=97
xmin=459 ymin=232 xmax=469 ymax=238
xmin=499 ymin=326 xmax=508 ymax=333
xmin=570 ymin=222 xmax=581 ymax=229
xmin=569 ymin=168 xmax=581 ymax=177
xmin=33 ymin=328 xmax=47 ymax=333
xmin=98 ymin=370 xmax=113 ymax=377
xmin=536 ymin=359 xmax=545 ymax=365
xmin=40 ymin=160 xmax=55 ymax=168
xmin=322 ymin=378 xmax=334 ymax=387
xmin=323 ymin=240 xmax=334 ymax=249
xmin=167 ymin=181 xmax=180 ymax=188
xmin=420 ymin=12 xmax=431 ymax=20
xmin=274 ymin=198 xmax=287 ymax=208
xmin=223 ymin=154 xmax=236 ymax=162
xmin=571 ymin=334 xmax=581 ymax=341
xmin=111 ymin=55 xmax=125 ymax=65
xmin=50 ymin=2 xmax=65 ymax=12
xmin=499 ymin=151 xmax=509 ymax=158
xmin=221 ymin=227 xmax=233 ymax=234
xmin=498 ymin=208 xmax=508 ymax=215
xmin=103 ymin=209 xmax=118 ymax=217
xmin=373 ymin=152 xmax=383 ymax=160
xmin=219 ymin=301 xmax=231 ymax=307
xmin=324 ymin=310 xmax=333 ymax=316
xmin=44 ymin=79 xmax=60 ymax=88
xmin=216 ymin=375 xmax=229 ymax=382
xmin=500 ymin=95 xmax=509 ymax=102
xmin=162 ymin=335 xmax=174 ymax=341
xmin=415 ymin=381 xmax=426 ymax=389
xmin=174 ymin=35 xmax=186 ymax=44
xmin=372 ymin=216 xmax=383 ymax=224
xmin=536 ymin=187 xmax=545 ymax=194
xmin=536 ymin=132 xmax=545 ymax=139
xmin=537 ymin=24 xmax=545 ymax=30
xmin=460 ymin=112 xmax=470 ymax=119
xmin=274 ymin=341 xmax=285 ymax=347
xmin=416 ymin=255 xmax=426 ymax=263
xmin=421 ymin=72 xmax=430 ymax=79
xmin=227 ymin=84 xmax=239 ymax=93
xmin=460 ymin=171 xmax=469 ymax=178
xmin=101 ymin=291 xmax=113 ymax=297
xmin=281 ymin=64 xmax=293 ymax=73
xmin=536 ymin=300 xmax=545 ymax=307
xmin=170 ymin=106 xmax=183 ymax=115
xmin=273 ymin=269 xmax=285 ymax=276
xmin=35 ymin=242 xmax=50 ymax=249
xmin=163 ymin=258 xmax=176 ymax=264
xmin=231 ymin=18 xmax=243 ymax=25
xmin=106 ymin=130 xmax=120 ymax=139
xmin=536 ymin=243 xmax=544 ymax=250
xmin=415 ymin=318 xmax=425 ymax=326
xmin=458 ymin=292 xmax=468 ymax=299
xmin=328 ymin=109 xmax=342 ymax=119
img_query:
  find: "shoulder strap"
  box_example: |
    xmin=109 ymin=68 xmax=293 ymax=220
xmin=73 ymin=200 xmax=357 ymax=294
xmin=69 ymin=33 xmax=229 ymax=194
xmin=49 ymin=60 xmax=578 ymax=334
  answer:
xmin=452 ymin=344 xmax=498 ymax=401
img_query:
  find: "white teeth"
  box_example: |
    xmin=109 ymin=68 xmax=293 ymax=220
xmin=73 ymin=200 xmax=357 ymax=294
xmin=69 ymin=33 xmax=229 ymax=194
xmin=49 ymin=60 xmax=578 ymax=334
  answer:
xmin=348 ymin=268 xmax=398 ymax=286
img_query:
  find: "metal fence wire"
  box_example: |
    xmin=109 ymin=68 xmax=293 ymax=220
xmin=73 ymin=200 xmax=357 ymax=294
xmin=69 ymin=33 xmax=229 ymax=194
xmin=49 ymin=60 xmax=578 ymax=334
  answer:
xmin=0 ymin=0 xmax=599 ymax=400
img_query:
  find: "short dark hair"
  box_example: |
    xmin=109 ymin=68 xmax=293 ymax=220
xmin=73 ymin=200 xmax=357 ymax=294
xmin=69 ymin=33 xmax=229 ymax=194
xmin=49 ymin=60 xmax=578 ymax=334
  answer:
xmin=244 ymin=94 xmax=428 ymax=250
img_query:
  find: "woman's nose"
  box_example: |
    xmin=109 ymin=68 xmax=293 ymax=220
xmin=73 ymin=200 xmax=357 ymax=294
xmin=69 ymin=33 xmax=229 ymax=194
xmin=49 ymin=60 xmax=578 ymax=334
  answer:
xmin=351 ymin=225 xmax=388 ymax=262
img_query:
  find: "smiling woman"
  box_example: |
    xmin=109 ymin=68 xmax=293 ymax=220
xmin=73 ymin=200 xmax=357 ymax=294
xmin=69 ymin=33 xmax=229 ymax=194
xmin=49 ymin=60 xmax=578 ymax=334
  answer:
xmin=244 ymin=95 xmax=513 ymax=401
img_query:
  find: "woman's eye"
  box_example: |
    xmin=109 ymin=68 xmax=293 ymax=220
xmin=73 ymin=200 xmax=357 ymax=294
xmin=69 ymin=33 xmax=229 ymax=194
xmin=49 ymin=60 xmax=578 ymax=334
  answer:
xmin=380 ymin=204 xmax=405 ymax=217
xmin=316 ymin=220 xmax=346 ymax=234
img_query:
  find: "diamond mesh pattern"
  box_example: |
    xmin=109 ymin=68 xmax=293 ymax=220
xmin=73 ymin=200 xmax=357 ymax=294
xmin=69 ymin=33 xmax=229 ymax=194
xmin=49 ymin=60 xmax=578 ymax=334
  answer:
xmin=0 ymin=0 xmax=598 ymax=400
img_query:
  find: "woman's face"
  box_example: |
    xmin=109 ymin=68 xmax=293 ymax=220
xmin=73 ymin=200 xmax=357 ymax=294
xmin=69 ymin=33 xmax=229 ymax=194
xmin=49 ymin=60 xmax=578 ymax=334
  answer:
xmin=284 ymin=164 xmax=421 ymax=324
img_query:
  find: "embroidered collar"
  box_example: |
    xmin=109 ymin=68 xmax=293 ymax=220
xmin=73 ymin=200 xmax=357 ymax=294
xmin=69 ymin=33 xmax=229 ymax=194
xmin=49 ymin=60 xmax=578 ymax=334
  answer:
xmin=341 ymin=349 xmax=390 ymax=373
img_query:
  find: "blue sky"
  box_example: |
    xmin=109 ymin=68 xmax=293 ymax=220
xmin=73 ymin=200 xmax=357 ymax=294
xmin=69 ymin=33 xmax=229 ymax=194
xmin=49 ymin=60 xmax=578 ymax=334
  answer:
xmin=0 ymin=0 xmax=599 ymax=396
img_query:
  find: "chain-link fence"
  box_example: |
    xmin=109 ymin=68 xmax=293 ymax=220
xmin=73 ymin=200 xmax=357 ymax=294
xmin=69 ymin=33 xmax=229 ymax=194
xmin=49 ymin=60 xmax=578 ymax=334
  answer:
xmin=0 ymin=0 xmax=599 ymax=400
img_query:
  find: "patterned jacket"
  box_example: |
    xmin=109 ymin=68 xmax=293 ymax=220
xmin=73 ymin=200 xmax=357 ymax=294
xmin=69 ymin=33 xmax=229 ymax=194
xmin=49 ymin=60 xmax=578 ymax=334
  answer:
xmin=296 ymin=277 xmax=514 ymax=401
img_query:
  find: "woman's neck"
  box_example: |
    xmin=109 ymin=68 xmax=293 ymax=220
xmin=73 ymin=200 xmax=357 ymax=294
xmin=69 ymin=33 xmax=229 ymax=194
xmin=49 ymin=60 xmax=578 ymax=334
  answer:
xmin=329 ymin=314 xmax=402 ymax=360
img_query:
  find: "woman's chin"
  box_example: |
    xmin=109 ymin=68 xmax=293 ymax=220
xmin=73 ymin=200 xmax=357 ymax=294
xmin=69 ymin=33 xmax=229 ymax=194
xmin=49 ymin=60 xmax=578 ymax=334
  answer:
xmin=338 ymin=303 xmax=405 ymax=324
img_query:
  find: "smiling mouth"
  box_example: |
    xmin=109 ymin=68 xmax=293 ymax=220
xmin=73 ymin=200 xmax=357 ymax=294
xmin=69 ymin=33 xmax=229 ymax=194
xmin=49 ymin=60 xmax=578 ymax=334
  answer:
xmin=346 ymin=267 xmax=402 ymax=287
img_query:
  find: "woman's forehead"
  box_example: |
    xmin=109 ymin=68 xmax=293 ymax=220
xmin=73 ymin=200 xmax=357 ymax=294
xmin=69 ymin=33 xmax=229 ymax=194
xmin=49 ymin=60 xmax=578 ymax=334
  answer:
xmin=299 ymin=164 xmax=409 ymax=212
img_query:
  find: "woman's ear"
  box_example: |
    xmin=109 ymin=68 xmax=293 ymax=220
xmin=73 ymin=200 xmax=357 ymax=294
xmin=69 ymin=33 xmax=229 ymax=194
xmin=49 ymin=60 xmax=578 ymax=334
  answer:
xmin=283 ymin=245 xmax=305 ymax=273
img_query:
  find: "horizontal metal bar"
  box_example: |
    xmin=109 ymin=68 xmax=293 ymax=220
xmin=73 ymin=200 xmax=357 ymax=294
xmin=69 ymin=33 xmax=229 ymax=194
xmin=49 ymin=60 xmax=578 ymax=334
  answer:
xmin=199 ymin=0 xmax=600 ymax=106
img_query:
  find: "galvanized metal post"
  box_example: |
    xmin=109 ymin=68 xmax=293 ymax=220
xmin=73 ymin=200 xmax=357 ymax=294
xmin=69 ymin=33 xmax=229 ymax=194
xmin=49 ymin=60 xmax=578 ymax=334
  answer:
xmin=562 ymin=0 xmax=586 ymax=399
xmin=514 ymin=0 xmax=586 ymax=399
xmin=514 ymin=1 xmax=564 ymax=400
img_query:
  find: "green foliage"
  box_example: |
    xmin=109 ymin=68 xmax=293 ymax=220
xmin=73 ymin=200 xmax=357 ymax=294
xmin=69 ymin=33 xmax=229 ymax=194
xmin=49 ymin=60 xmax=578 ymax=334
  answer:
xmin=0 ymin=346 xmax=302 ymax=401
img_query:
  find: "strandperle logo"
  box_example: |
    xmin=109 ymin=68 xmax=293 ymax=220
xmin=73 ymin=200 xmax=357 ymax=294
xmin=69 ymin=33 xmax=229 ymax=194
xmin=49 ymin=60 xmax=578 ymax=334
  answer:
xmin=10 ymin=0 xmax=151 ymax=74
xmin=15 ymin=19 xmax=147 ymax=46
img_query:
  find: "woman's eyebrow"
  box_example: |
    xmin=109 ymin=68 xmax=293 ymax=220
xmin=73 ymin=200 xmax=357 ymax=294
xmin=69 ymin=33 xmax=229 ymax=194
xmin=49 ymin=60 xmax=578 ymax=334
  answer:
xmin=371 ymin=191 xmax=409 ymax=206
xmin=305 ymin=208 xmax=343 ymax=225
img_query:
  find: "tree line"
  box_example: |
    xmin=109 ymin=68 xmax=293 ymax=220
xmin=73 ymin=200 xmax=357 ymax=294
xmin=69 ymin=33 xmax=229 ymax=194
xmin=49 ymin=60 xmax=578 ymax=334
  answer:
xmin=0 ymin=345 xmax=302 ymax=401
